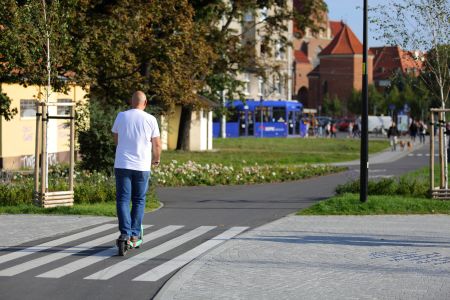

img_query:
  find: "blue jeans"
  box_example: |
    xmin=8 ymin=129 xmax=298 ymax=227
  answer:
xmin=115 ymin=168 xmax=150 ymax=237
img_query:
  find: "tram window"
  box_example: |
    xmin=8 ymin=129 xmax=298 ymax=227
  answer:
xmin=227 ymin=107 xmax=239 ymax=122
xmin=255 ymin=107 xmax=270 ymax=122
xmin=273 ymin=107 xmax=286 ymax=122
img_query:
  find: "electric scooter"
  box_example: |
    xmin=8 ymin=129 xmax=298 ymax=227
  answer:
xmin=116 ymin=225 xmax=144 ymax=256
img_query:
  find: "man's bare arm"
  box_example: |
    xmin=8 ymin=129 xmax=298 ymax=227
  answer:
xmin=113 ymin=133 xmax=118 ymax=146
xmin=151 ymin=136 xmax=162 ymax=166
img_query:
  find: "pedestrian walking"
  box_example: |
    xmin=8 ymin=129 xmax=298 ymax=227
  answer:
xmin=348 ymin=122 xmax=353 ymax=138
xmin=330 ymin=122 xmax=337 ymax=138
xmin=387 ymin=122 xmax=399 ymax=151
xmin=418 ymin=120 xmax=427 ymax=144
xmin=112 ymin=91 xmax=162 ymax=246
xmin=409 ymin=120 xmax=418 ymax=142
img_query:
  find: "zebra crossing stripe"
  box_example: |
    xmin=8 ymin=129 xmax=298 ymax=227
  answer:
xmin=36 ymin=225 xmax=183 ymax=278
xmin=0 ymin=225 xmax=152 ymax=276
xmin=0 ymin=223 xmax=116 ymax=265
xmin=133 ymin=226 xmax=249 ymax=282
xmin=84 ymin=226 xmax=216 ymax=280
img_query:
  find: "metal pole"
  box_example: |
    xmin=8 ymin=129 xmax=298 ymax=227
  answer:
xmin=260 ymin=96 xmax=263 ymax=138
xmin=34 ymin=102 xmax=42 ymax=205
xmin=42 ymin=0 xmax=51 ymax=190
xmin=360 ymin=0 xmax=369 ymax=202
xmin=430 ymin=112 xmax=435 ymax=192
xmin=221 ymin=90 xmax=226 ymax=138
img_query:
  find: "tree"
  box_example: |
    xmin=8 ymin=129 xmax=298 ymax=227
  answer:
xmin=347 ymin=85 xmax=384 ymax=116
xmin=322 ymin=94 xmax=341 ymax=117
xmin=70 ymin=0 xmax=215 ymax=151
xmin=0 ymin=86 xmax=17 ymax=121
xmin=188 ymin=0 xmax=327 ymax=145
xmin=0 ymin=0 xmax=78 ymax=91
xmin=371 ymin=0 xmax=450 ymax=108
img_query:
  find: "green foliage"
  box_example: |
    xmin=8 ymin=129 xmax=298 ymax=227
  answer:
xmin=0 ymin=167 xmax=157 ymax=211
xmin=0 ymin=0 xmax=78 ymax=90
xmin=0 ymin=86 xmax=18 ymax=121
xmin=322 ymin=94 xmax=342 ymax=116
xmin=69 ymin=0 xmax=214 ymax=111
xmin=335 ymin=176 xmax=429 ymax=198
xmin=77 ymin=102 xmax=120 ymax=174
xmin=347 ymin=85 xmax=385 ymax=116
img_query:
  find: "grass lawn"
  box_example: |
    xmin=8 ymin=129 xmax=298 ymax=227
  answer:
xmin=299 ymin=193 xmax=450 ymax=215
xmin=162 ymin=137 xmax=389 ymax=166
xmin=299 ymin=165 xmax=450 ymax=215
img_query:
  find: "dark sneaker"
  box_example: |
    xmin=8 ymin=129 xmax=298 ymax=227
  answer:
xmin=118 ymin=234 xmax=129 ymax=241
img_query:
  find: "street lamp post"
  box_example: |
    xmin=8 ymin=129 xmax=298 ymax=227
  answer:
xmin=260 ymin=96 xmax=264 ymax=138
xmin=360 ymin=0 xmax=369 ymax=202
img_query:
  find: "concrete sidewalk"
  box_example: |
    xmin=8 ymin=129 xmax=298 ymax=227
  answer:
xmin=156 ymin=215 xmax=450 ymax=300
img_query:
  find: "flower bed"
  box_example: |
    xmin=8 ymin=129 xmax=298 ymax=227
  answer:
xmin=153 ymin=160 xmax=343 ymax=186
xmin=0 ymin=162 xmax=344 ymax=206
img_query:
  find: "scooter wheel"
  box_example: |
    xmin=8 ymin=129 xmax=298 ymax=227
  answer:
xmin=118 ymin=240 xmax=128 ymax=256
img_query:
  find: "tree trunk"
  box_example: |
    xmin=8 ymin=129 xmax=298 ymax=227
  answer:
xmin=176 ymin=106 xmax=192 ymax=150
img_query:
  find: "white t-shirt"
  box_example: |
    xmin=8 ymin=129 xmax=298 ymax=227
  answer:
xmin=112 ymin=109 xmax=160 ymax=171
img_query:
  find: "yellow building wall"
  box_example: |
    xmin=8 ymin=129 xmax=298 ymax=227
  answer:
xmin=0 ymin=83 xmax=86 ymax=169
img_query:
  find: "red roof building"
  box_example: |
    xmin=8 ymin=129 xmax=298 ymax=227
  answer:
xmin=306 ymin=22 xmax=374 ymax=112
xmin=371 ymin=46 xmax=424 ymax=90
xmin=292 ymin=2 xmax=336 ymax=108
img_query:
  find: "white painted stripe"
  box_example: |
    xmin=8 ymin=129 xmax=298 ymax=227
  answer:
xmin=84 ymin=226 xmax=216 ymax=280
xmin=417 ymin=153 xmax=423 ymax=156
xmin=133 ymin=227 xmax=248 ymax=282
xmin=408 ymin=154 xmax=414 ymax=156
xmin=0 ymin=225 xmax=151 ymax=276
xmin=0 ymin=224 xmax=116 ymax=265
xmin=37 ymin=225 xmax=183 ymax=278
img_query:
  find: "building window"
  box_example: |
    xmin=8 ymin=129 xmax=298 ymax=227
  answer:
xmin=57 ymin=98 xmax=72 ymax=116
xmin=260 ymin=43 xmax=268 ymax=58
xmin=258 ymin=77 xmax=265 ymax=96
xmin=259 ymin=7 xmax=268 ymax=21
xmin=273 ymin=75 xmax=280 ymax=94
xmin=243 ymin=73 xmax=251 ymax=95
xmin=275 ymin=42 xmax=285 ymax=60
xmin=20 ymin=99 xmax=36 ymax=118
xmin=301 ymin=42 xmax=308 ymax=56
xmin=323 ymin=81 xmax=328 ymax=95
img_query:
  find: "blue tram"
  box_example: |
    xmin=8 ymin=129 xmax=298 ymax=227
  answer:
xmin=213 ymin=100 xmax=303 ymax=138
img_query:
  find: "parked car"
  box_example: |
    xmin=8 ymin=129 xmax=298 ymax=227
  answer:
xmin=316 ymin=116 xmax=333 ymax=127
xmin=336 ymin=118 xmax=354 ymax=131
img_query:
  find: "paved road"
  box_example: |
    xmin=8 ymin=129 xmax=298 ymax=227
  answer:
xmin=0 ymin=139 xmax=431 ymax=300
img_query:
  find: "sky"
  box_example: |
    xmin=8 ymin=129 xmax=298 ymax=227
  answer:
xmin=324 ymin=0 xmax=391 ymax=47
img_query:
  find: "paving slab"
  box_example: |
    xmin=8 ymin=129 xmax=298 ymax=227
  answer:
xmin=0 ymin=214 xmax=115 ymax=247
xmin=157 ymin=215 xmax=450 ymax=300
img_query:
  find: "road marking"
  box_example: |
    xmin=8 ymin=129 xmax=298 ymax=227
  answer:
xmin=0 ymin=226 xmax=152 ymax=276
xmin=133 ymin=226 xmax=249 ymax=282
xmin=36 ymin=225 xmax=183 ymax=278
xmin=0 ymin=224 xmax=116 ymax=265
xmin=84 ymin=226 xmax=216 ymax=280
